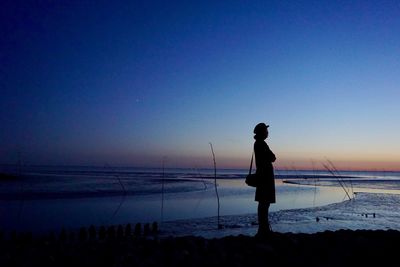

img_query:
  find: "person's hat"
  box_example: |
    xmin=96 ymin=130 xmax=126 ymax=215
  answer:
xmin=253 ymin=123 xmax=269 ymax=134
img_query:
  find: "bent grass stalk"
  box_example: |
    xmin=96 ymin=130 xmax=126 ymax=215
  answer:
xmin=326 ymin=159 xmax=354 ymax=198
xmin=322 ymin=161 xmax=352 ymax=201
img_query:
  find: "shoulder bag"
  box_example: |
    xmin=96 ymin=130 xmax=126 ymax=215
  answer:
xmin=245 ymin=152 xmax=258 ymax=187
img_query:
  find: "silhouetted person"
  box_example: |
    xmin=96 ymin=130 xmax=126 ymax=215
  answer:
xmin=253 ymin=122 xmax=276 ymax=236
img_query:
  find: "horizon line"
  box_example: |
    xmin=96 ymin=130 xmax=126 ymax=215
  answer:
xmin=1 ymin=163 xmax=400 ymax=173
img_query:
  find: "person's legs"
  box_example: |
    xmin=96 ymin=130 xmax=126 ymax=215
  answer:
xmin=257 ymin=201 xmax=270 ymax=234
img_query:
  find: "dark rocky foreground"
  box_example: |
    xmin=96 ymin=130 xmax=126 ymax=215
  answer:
xmin=1 ymin=227 xmax=399 ymax=267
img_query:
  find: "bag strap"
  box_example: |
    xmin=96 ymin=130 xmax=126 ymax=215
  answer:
xmin=248 ymin=152 xmax=254 ymax=175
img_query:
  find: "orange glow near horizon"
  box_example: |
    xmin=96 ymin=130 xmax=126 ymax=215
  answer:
xmin=173 ymin=155 xmax=400 ymax=171
xmin=274 ymin=160 xmax=400 ymax=172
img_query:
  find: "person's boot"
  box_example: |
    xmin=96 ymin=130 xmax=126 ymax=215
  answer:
xmin=256 ymin=222 xmax=268 ymax=238
xmin=255 ymin=222 xmax=273 ymax=239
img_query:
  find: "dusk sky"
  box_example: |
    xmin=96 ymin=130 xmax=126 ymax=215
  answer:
xmin=1 ymin=0 xmax=400 ymax=170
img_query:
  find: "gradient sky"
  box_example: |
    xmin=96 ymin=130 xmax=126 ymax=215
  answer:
xmin=1 ymin=0 xmax=400 ymax=170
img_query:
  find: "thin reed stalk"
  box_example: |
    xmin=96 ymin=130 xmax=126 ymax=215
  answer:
xmin=161 ymin=157 xmax=166 ymax=223
xmin=104 ymin=164 xmax=127 ymax=223
xmin=311 ymin=160 xmax=318 ymax=207
xmin=17 ymin=151 xmax=25 ymax=227
xmin=105 ymin=164 xmax=127 ymax=195
xmin=209 ymin=143 xmax=221 ymax=229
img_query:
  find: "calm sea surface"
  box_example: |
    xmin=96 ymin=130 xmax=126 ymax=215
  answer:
xmin=1 ymin=166 xmax=400 ymax=233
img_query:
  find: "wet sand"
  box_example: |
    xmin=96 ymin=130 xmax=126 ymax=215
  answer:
xmin=1 ymin=229 xmax=398 ymax=267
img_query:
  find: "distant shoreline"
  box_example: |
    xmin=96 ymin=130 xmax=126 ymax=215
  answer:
xmin=1 ymin=164 xmax=400 ymax=173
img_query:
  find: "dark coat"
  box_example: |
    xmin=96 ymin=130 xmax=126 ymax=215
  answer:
xmin=254 ymin=139 xmax=276 ymax=203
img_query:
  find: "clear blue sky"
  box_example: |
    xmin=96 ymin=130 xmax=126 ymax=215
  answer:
xmin=1 ymin=0 xmax=400 ymax=170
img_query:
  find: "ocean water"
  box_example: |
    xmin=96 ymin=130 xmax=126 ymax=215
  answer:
xmin=1 ymin=166 xmax=400 ymax=234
